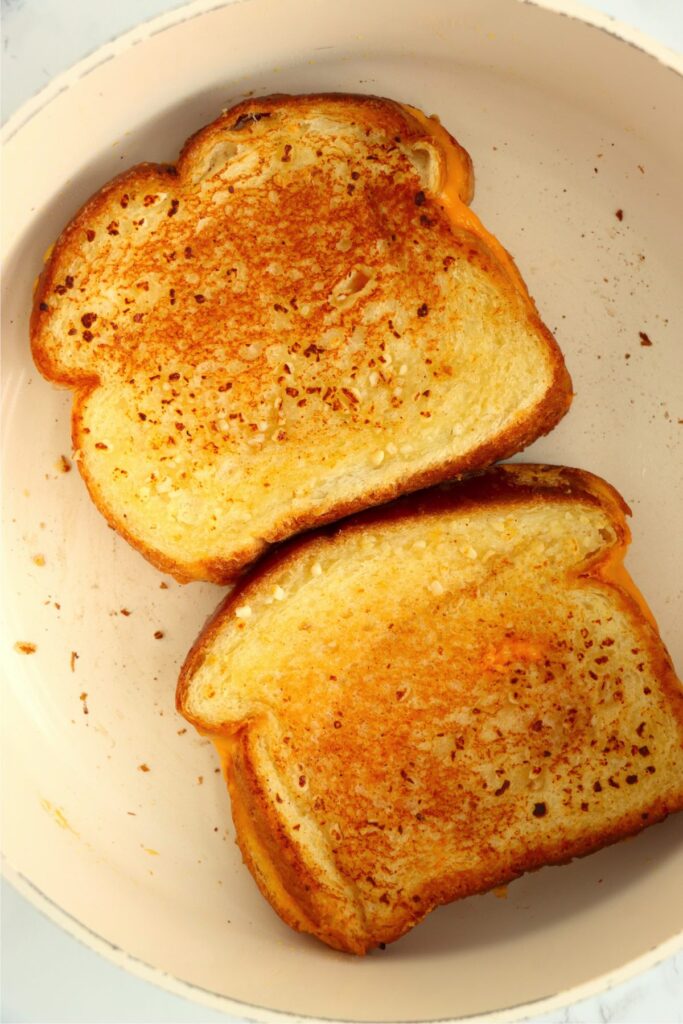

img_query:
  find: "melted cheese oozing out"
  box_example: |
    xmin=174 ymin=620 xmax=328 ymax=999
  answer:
xmin=601 ymin=556 xmax=659 ymax=632
xmin=401 ymin=103 xmax=533 ymax=306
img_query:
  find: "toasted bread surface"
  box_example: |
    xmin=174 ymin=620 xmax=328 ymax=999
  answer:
xmin=31 ymin=94 xmax=571 ymax=582
xmin=178 ymin=464 xmax=683 ymax=953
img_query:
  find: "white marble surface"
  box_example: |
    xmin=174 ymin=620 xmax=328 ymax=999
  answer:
xmin=2 ymin=1 xmax=682 ymax=1022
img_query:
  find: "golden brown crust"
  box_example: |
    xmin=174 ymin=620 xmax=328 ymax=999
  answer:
xmin=178 ymin=464 xmax=683 ymax=953
xmin=177 ymin=463 xmax=626 ymax=696
xmin=32 ymin=93 xmax=571 ymax=584
xmin=225 ymin=728 xmax=370 ymax=954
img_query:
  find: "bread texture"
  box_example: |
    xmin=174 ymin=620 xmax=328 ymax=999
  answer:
xmin=178 ymin=464 xmax=683 ymax=954
xmin=31 ymin=94 xmax=571 ymax=583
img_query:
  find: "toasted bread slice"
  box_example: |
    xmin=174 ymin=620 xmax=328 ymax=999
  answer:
xmin=31 ymin=94 xmax=571 ymax=583
xmin=178 ymin=464 xmax=683 ymax=954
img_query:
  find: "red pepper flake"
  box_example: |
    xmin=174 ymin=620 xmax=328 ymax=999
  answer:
xmin=347 ymin=183 xmax=355 ymax=195
xmin=154 ymin=630 xmax=164 ymax=640
xmin=14 ymin=641 xmax=37 ymax=654
xmin=82 ymin=330 xmax=93 ymax=341
xmin=298 ymin=775 xmax=306 ymax=787
xmin=107 ymin=220 xmax=119 ymax=235
xmin=58 ymin=455 xmax=72 ymax=473
xmin=615 ymin=209 xmax=624 ymax=221
xmin=133 ymin=313 xmax=143 ymax=323
xmin=138 ymin=412 xmax=147 ymax=421
xmin=639 ymin=331 xmax=652 ymax=346
xmin=86 ymin=229 xmax=96 ymax=241
xmin=194 ymin=294 xmax=205 ymax=303
xmin=532 ymin=802 xmax=547 ymax=817
xmin=120 ymin=608 xmax=131 ymax=617
xmin=626 ymin=774 xmax=638 ymax=784
xmin=494 ymin=780 xmax=510 ymax=796
xmin=39 ymin=301 xmax=49 ymax=312
xmin=94 ymin=442 xmax=108 ymax=450
xmin=417 ymin=303 xmax=428 ymax=317
xmin=65 ymin=275 xmax=74 ymax=289
xmin=414 ymin=191 xmax=426 ymax=206
xmin=138 ymin=763 xmax=151 ymax=772
xmin=120 ymin=194 xmax=129 ymax=208
xmin=281 ymin=143 xmax=292 ymax=162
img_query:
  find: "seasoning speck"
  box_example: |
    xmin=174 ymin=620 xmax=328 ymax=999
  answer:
xmin=138 ymin=763 xmax=151 ymax=773
xmin=639 ymin=331 xmax=652 ymax=346
xmin=615 ymin=209 xmax=624 ymax=221
xmin=70 ymin=651 xmax=79 ymax=673
xmin=15 ymin=641 xmax=36 ymax=654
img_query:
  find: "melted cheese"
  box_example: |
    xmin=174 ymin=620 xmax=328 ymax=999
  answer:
xmin=210 ymin=733 xmax=234 ymax=769
xmin=601 ymin=555 xmax=659 ymax=632
xmin=484 ymin=639 xmax=544 ymax=673
xmin=401 ymin=104 xmax=532 ymax=305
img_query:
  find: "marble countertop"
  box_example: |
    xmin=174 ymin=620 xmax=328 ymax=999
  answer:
xmin=2 ymin=1 xmax=682 ymax=1022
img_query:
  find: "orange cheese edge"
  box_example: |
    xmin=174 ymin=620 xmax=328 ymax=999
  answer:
xmin=600 ymin=554 xmax=659 ymax=632
xmin=401 ymin=103 xmax=533 ymax=305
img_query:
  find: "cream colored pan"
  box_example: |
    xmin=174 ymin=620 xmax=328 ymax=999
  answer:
xmin=2 ymin=0 xmax=681 ymax=1020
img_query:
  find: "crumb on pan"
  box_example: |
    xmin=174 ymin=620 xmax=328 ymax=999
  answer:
xmin=15 ymin=641 xmax=37 ymax=654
